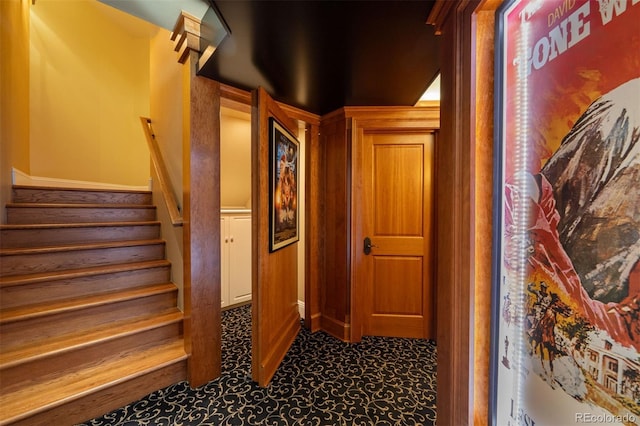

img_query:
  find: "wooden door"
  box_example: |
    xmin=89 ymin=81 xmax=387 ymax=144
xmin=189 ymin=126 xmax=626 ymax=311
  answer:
xmin=353 ymin=129 xmax=435 ymax=340
xmin=251 ymin=87 xmax=301 ymax=386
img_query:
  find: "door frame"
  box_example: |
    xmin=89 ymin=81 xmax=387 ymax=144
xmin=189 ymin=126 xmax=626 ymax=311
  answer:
xmin=218 ymin=84 xmax=322 ymax=385
xmin=352 ymin=127 xmax=436 ymax=340
xmin=346 ymin=108 xmax=440 ymax=343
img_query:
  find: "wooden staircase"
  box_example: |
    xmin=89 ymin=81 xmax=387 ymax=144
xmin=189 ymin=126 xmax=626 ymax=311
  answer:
xmin=0 ymin=186 xmax=187 ymax=426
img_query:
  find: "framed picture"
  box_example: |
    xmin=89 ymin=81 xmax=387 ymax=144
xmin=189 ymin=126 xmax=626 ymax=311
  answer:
xmin=490 ymin=1 xmax=640 ymax=425
xmin=269 ymin=117 xmax=299 ymax=252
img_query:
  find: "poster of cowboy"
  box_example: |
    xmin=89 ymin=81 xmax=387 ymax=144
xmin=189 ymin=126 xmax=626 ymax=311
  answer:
xmin=491 ymin=0 xmax=640 ymax=425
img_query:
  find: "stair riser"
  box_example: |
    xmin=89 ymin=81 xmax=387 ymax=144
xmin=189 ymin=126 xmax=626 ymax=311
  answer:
xmin=12 ymin=188 xmax=152 ymax=205
xmin=6 ymin=206 xmax=157 ymax=224
xmin=0 ymin=224 xmax=160 ymax=249
xmin=1 ymin=265 xmax=171 ymax=310
xmin=0 ymin=292 xmax=178 ymax=352
xmin=1 ymin=321 xmax=183 ymax=393
xmin=5 ymin=360 xmax=187 ymax=426
xmin=1 ymin=243 xmax=166 ymax=277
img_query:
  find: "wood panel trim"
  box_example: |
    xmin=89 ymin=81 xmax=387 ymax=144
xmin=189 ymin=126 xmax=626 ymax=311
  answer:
xmin=435 ymin=1 xmax=482 ymax=425
xmin=305 ymin=122 xmax=322 ymax=333
xmin=319 ymin=314 xmax=351 ymax=342
xmin=278 ymin=103 xmax=321 ymax=127
xmin=219 ymin=83 xmax=321 ymax=126
xmin=428 ymin=0 xmax=473 ymax=35
xmin=183 ymin=51 xmax=221 ymax=388
xmin=256 ymin=305 xmax=300 ymax=382
xmin=472 ymin=2 xmax=500 ymax=425
xmin=306 ymin=312 xmax=322 ymax=332
xmin=318 ymin=111 xmax=352 ymax=342
xmin=344 ymin=106 xmax=440 ymax=126
xmin=220 ymin=83 xmax=252 ymax=113
xmin=349 ymin=124 xmax=365 ymax=343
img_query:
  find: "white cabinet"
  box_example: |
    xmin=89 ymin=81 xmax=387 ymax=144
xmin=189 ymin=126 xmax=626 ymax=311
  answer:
xmin=221 ymin=212 xmax=252 ymax=308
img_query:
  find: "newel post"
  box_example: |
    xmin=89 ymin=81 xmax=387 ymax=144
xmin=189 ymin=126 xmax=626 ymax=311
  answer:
xmin=173 ymin=11 xmax=223 ymax=388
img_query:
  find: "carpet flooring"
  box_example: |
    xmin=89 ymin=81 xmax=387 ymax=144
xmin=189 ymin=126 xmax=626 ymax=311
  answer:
xmin=80 ymin=304 xmax=437 ymax=425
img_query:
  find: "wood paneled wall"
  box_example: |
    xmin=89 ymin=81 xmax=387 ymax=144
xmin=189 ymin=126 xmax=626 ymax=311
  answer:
xmin=318 ymin=110 xmax=352 ymax=341
xmin=304 ymin=122 xmax=323 ymax=332
xmin=251 ymin=87 xmax=301 ymax=386
xmin=428 ymin=1 xmax=478 ymax=425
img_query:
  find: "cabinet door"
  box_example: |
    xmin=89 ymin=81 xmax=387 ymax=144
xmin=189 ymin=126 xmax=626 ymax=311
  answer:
xmin=228 ymin=215 xmax=252 ymax=304
xmin=221 ymin=217 xmax=230 ymax=308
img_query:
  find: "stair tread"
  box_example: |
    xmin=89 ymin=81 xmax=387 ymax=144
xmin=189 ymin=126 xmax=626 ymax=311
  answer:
xmin=12 ymin=184 xmax=151 ymax=194
xmin=6 ymin=202 xmax=155 ymax=209
xmin=0 ymin=310 xmax=183 ymax=369
xmin=0 ymin=221 xmax=160 ymax=230
xmin=0 ymin=283 xmax=178 ymax=324
xmin=0 ymin=340 xmax=186 ymax=424
xmin=0 ymin=259 xmax=171 ymax=287
xmin=0 ymin=238 xmax=165 ymax=256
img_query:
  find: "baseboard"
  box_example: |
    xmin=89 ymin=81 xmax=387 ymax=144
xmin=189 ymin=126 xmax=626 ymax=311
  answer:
xmin=320 ymin=315 xmax=351 ymax=342
xmin=12 ymin=168 xmax=150 ymax=191
xmin=305 ymin=312 xmax=322 ymax=333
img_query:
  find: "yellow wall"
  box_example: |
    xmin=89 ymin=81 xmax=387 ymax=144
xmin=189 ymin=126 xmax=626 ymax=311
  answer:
xmin=220 ymin=107 xmax=252 ymax=208
xmin=150 ymin=28 xmax=183 ymax=200
xmin=29 ymin=0 xmax=150 ymax=186
xmin=149 ymin=28 xmax=186 ymax=310
xmin=0 ymin=0 xmax=31 ymax=223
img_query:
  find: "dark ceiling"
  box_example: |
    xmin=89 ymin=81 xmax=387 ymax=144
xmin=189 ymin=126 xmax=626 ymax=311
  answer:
xmin=200 ymin=1 xmax=441 ymax=116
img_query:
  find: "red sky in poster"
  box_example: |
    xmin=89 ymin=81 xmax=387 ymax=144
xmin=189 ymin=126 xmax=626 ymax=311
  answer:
xmin=504 ymin=0 xmax=640 ymax=178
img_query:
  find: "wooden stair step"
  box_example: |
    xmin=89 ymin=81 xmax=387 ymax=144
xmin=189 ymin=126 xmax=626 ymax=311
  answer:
xmin=0 ymin=310 xmax=183 ymax=369
xmin=0 ymin=260 xmax=171 ymax=310
xmin=0 ymin=340 xmax=187 ymax=426
xmin=0 ymin=239 xmax=166 ymax=277
xmin=11 ymin=185 xmax=152 ymax=205
xmin=6 ymin=203 xmax=157 ymax=224
xmin=0 ymin=284 xmax=179 ymax=351
xmin=0 ymin=311 xmax=184 ymax=392
xmin=0 ymin=259 xmax=171 ymax=288
xmin=0 ymin=185 xmax=186 ymax=425
xmin=0 ymin=221 xmax=161 ymax=248
xmin=0 ymin=283 xmax=177 ymax=325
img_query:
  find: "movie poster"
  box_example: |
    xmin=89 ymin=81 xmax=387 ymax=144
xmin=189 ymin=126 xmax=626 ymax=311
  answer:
xmin=492 ymin=0 xmax=640 ymax=425
xmin=269 ymin=118 xmax=299 ymax=252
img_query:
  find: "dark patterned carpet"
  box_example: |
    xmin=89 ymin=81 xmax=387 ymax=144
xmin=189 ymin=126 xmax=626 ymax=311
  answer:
xmin=80 ymin=304 xmax=437 ymax=425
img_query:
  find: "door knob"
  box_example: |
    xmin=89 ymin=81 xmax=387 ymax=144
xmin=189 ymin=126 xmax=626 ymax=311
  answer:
xmin=364 ymin=237 xmax=377 ymax=255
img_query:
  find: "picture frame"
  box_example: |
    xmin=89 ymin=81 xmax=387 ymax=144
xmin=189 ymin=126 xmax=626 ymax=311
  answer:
xmin=269 ymin=117 xmax=299 ymax=252
xmin=490 ymin=1 xmax=640 ymax=425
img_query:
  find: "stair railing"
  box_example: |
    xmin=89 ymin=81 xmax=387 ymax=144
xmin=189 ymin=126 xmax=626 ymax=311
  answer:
xmin=140 ymin=117 xmax=183 ymax=226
